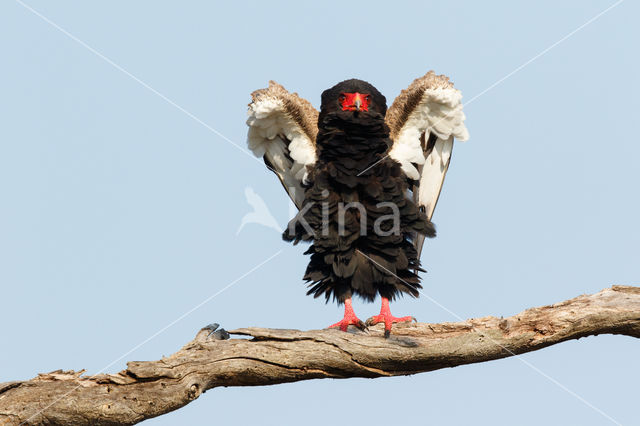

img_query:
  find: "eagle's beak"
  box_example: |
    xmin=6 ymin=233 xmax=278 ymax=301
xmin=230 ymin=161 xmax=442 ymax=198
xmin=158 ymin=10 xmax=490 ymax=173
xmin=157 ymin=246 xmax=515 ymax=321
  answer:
xmin=354 ymin=94 xmax=362 ymax=111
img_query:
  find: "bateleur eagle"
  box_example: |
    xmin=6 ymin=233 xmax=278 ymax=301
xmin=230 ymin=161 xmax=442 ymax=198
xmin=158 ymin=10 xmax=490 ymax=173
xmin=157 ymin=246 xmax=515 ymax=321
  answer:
xmin=246 ymin=72 xmax=469 ymax=337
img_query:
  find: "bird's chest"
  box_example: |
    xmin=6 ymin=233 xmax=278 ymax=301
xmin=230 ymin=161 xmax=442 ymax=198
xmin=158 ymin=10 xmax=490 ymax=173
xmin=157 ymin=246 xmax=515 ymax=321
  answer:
xmin=318 ymin=156 xmax=385 ymax=191
xmin=313 ymin=158 xmax=395 ymax=207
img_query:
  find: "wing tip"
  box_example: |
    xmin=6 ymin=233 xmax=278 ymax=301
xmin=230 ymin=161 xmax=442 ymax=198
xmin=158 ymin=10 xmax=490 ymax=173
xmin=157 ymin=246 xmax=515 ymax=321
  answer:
xmin=248 ymin=81 xmax=319 ymax=144
xmin=386 ymin=71 xmax=459 ymax=140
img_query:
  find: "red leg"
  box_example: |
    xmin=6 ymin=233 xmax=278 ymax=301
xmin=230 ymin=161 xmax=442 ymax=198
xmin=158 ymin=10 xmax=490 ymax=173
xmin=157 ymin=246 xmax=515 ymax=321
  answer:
xmin=328 ymin=298 xmax=365 ymax=332
xmin=366 ymin=297 xmax=415 ymax=337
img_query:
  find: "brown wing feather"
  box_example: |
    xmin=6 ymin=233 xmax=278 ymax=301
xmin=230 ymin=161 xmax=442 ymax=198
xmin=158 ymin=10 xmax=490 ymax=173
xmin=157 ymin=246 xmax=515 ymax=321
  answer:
xmin=385 ymin=71 xmax=455 ymax=141
xmin=250 ymin=81 xmax=318 ymax=144
xmin=385 ymin=71 xmax=469 ymax=259
xmin=247 ymin=81 xmax=319 ymax=208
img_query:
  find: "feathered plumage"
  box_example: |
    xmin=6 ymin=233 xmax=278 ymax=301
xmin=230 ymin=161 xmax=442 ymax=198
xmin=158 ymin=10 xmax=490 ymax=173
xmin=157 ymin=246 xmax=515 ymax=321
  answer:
xmin=246 ymin=81 xmax=318 ymax=208
xmin=282 ymin=79 xmax=434 ymax=303
xmin=386 ymin=72 xmax=469 ymax=258
xmin=246 ymin=72 xmax=469 ymax=334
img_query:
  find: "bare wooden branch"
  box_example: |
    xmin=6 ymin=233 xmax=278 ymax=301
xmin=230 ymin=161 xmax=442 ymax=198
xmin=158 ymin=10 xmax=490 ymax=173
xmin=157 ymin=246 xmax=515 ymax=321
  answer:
xmin=1 ymin=286 xmax=638 ymax=425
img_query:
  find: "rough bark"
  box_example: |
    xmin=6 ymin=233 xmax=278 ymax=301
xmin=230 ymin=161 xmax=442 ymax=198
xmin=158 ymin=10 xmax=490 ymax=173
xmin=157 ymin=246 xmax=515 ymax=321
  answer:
xmin=1 ymin=286 xmax=638 ymax=426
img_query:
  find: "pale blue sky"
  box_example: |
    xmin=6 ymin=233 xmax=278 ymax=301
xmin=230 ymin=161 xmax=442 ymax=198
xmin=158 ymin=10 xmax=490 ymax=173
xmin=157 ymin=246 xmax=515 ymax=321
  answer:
xmin=1 ymin=1 xmax=638 ymax=425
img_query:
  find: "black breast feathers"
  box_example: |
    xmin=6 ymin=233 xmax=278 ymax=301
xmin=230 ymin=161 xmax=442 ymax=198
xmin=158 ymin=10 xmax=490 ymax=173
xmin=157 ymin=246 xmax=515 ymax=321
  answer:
xmin=283 ymin=105 xmax=435 ymax=304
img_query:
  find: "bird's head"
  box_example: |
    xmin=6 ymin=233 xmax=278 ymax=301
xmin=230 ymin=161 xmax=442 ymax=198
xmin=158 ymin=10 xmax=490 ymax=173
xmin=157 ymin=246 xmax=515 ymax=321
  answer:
xmin=319 ymin=79 xmax=387 ymax=121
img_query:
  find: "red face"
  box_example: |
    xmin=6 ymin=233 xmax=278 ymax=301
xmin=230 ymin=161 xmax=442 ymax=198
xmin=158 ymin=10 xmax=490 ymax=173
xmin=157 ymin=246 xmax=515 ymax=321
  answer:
xmin=339 ymin=92 xmax=370 ymax=112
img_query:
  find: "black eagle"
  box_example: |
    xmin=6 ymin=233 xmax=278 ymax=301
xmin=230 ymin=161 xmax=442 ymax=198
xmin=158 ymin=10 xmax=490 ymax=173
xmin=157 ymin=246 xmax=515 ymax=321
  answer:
xmin=246 ymin=72 xmax=469 ymax=336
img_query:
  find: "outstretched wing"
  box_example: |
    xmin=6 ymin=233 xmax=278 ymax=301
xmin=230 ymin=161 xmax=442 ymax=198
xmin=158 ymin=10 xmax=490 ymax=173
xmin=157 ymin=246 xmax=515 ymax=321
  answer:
xmin=246 ymin=81 xmax=318 ymax=209
xmin=386 ymin=71 xmax=469 ymax=257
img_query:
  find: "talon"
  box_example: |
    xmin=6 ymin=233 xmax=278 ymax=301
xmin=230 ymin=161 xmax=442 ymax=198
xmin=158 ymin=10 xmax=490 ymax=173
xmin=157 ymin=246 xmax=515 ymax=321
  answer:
xmin=366 ymin=297 xmax=415 ymax=337
xmin=328 ymin=298 xmax=364 ymax=332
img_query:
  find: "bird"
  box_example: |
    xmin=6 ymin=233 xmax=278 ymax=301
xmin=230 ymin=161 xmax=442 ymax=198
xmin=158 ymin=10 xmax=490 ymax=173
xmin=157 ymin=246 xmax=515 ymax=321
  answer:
xmin=246 ymin=72 xmax=469 ymax=337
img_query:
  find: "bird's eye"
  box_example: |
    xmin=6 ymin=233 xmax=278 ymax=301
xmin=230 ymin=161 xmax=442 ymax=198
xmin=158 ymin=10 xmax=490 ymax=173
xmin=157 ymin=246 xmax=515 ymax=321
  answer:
xmin=338 ymin=94 xmax=346 ymax=102
xmin=365 ymin=95 xmax=371 ymax=102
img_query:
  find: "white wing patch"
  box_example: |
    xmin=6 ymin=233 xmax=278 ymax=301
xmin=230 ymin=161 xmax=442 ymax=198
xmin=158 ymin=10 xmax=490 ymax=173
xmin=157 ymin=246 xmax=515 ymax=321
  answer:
xmin=247 ymin=97 xmax=316 ymax=207
xmin=417 ymin=136 xmax=454 ymax=220
xmin=389 ymin=87 xmax=468 ymax=180
xmin=386 ymin=75 xmax=470 ymax=260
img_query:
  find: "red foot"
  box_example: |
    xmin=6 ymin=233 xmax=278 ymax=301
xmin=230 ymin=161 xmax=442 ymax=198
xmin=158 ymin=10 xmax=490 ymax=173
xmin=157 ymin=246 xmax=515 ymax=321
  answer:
xmin=366 ymin=297 xmax=415 ymax=337
xmin=328 ymin=298 xmax=365 ymax=332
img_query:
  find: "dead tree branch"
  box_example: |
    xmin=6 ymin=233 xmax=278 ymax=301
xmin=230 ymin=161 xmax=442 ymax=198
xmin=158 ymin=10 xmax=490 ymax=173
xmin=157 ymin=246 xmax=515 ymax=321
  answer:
xmin=1 ymin=285 xmax=638 ymax=425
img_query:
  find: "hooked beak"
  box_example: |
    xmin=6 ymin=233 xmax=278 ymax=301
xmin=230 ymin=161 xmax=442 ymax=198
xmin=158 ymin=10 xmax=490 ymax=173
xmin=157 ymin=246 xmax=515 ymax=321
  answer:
xmin=340 ymin=92 xmax=369 ymax=112
xmin=353 ymin=93 xmax=362 ymax=111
